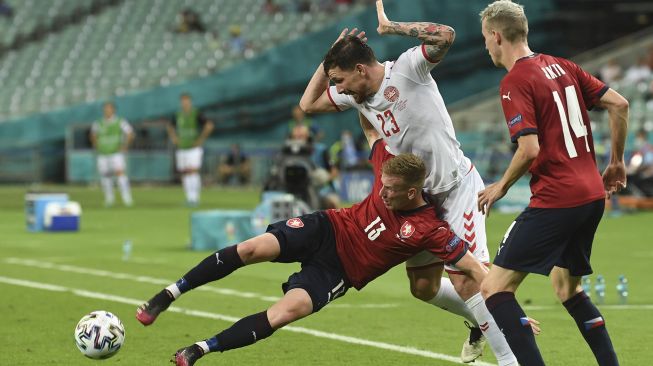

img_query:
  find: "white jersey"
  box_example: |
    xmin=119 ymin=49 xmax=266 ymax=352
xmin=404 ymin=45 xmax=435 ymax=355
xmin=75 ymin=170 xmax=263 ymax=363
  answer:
xmin=328 ymin=45 xmax=471 ymax=194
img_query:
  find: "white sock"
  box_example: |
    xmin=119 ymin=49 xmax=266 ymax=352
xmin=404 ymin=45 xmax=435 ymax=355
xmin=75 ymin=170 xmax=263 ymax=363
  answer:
xmin=117 ymin=175 xmax=133 ymax=205
xmin=195 ymin=341 xmax=209 ymax=354
xmin=189 ymin=173 xmax=201 ymax=203
xmin=100 ymin=176 xmax=114 ymax=204
xmin=427 ymin=277 xmax=477 ymax=325
xmin=182 ymin=174 xmax=192 ymax=202
xmin=165 ymin=283 xmax=181 ymax=299
xmin=465 ymin=292 xmax=517 ymax=366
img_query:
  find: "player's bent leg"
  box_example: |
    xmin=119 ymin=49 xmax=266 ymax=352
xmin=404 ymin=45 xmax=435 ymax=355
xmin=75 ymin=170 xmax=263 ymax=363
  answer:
xmin=482 ymin=265 xmax=545 ymax=366
xmin=137 ymin=235 xmax=280 ymax=326
xmin=172 ymin=289 xmax=312 ymax=365
xmin=552 ymin=267 xmax=619 ymax=365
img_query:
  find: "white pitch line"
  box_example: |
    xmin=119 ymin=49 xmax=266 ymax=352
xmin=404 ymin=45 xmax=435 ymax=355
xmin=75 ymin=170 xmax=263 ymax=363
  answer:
xmin=3 ymin=257 xmax=397 ymax=309
xmin=524 ymin=304 xmax=653 ymax=311
xmin=0 ymin=275 xmax=495 ymax=366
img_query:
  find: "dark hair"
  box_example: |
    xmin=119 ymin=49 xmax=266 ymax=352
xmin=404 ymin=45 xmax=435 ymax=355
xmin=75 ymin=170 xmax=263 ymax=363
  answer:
xmin=323 ymin=35 xmax=376 ymax=74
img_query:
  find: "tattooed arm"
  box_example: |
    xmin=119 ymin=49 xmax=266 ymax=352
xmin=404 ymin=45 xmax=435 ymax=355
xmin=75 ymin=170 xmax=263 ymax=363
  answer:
xmin=375 ymin=0 xmax=455 ymax=63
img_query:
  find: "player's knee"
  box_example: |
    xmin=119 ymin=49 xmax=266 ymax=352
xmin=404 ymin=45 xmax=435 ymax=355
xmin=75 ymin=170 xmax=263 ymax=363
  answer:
xmin=479 ymin=278 xmax=495 ymax=299
xmin=267 ymin=302 xmax=312 ymax=328
xmin=553 ymin=282 xmax=581 ymax=302
xmin=409 ymin=279 xmax=439 ymax=301
xmin=236 ymin=240 xmax=256 ymax=263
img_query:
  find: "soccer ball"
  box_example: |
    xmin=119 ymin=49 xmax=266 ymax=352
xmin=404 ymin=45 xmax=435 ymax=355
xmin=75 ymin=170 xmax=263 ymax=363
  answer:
xmin=74 ymin=311 xmax=125 ymax=359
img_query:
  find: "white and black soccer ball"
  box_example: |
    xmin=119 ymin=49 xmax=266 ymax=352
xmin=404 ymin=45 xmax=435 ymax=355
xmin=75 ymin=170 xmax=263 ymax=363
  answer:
xmin=74 ymin=311 xmax=125 ymax=359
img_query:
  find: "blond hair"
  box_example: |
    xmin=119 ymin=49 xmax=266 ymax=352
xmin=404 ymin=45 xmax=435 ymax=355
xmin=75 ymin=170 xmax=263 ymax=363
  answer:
xmin=382 ymin=153 xmax=426 ymax=189
xmin=479 ymin=1 xmax=528 ymax=43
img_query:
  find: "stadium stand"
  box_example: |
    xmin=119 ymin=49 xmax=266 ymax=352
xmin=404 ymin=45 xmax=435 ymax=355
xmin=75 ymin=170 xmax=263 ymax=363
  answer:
xmin=0 ymin=0 xmax=365 ymax=121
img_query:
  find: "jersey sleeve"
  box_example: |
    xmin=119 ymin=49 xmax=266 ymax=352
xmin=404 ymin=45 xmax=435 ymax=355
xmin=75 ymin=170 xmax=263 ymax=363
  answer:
xmin=392 ymin=46 xmax=438 ymax=83
xmin=423 ymin=227 xmax=468 ymax=264
xmin=120 ymin=119 xmax=133 ymax=134
xmin=500 ymin=75 xmax=538 ymax=143
xmin=327 ymin=86 xmax=354 ymax=112
xmin=564 ymin=59 xmax=609 ymax=110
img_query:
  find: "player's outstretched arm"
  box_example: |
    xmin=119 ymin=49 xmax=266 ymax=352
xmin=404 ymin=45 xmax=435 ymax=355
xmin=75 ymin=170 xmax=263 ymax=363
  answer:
xmin=299 ymin=28 xmax=367 ymax=114
xmin=450 ymin=251 xmax=488 ymax=285
xmin=596 ymin=88 xmax=629 ymax=197
xmin=375 ymin=0 xmax=455 ymax=63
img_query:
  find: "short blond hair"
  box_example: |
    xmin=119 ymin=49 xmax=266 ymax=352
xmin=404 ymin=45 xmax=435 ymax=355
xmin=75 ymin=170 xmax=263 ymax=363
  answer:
xmin=382 ymin=153 xmax=426 ymax=189
xmin=479 ymin=1 xmax=528 ymax=43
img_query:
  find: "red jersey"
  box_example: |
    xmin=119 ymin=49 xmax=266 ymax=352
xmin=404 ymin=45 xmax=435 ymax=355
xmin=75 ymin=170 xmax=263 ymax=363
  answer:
xmin=326 ymin=140 xmax=467 ymax=290
xmin=499 ymin=54 xmax=608 ymax=208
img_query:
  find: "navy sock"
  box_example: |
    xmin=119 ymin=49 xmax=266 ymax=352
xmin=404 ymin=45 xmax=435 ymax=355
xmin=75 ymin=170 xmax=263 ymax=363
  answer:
xmin=563 ymin=292 xmax=619 ymax=366
xmin=205 ymin=311 xmax=275 ymax=353
xmin=179 ymin=245 xmax=244 ymax=292
xmin=485 ymin=292 xmax=545 ymax=366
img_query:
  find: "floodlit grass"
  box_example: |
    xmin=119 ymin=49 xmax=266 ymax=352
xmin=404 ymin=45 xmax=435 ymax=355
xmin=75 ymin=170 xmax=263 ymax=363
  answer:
xmin=0 ymin=185 xmax=650 ymax=365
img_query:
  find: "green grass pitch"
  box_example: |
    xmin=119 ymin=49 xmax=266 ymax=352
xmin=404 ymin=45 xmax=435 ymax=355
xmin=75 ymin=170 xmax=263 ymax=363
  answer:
xmin=0 ymin=185 xmax=650 ymax=365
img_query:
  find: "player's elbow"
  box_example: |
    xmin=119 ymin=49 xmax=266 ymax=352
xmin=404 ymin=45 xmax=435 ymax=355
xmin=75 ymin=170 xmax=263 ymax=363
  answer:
xmin=298 ymin=102 xmax=314 ymax=114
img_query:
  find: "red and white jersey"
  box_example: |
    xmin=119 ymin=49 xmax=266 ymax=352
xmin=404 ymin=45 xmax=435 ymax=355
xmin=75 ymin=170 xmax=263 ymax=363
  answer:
xmin=327 ymin=45 xmax=471 ymax=195
xmin=500 ymin=54 xmax=607 ymax=208
xmin=326 ymin=140 xmax=467 ymax=290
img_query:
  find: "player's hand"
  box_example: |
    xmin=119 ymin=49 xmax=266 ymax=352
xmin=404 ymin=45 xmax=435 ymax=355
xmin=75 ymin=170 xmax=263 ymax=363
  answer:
xmin=333 ymin=28 xmax=367 ymax=47
xmin=527 ymin=317 xmax=541 ymax=335
xmin=376 ymin=0 xmax=391 ymax=35
xmin=477 ymin=182 xmax=508 ymax=218
xmin=602 ymin=162 xmax=627 ymax=198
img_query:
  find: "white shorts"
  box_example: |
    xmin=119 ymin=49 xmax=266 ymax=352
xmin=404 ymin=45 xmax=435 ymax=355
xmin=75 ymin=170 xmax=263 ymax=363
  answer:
xmin=175 ymin=147 xmax=203 ymax=171
xmin=406 ymin=166 xmax=489 ymax=273
xmin=97 ymin=153 xmax=126 ymax=176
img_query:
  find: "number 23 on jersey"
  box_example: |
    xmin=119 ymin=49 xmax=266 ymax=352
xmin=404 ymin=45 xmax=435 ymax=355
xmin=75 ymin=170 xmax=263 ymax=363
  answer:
xmin=376 ymin=110 xmax=400 ymax=137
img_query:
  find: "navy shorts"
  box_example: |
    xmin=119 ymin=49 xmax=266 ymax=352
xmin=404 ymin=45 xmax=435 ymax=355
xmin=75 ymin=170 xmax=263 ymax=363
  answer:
xmin=266 ymin=211 xmax=350 ymax=313
xmin=493 ymin=199 xmax=605 ymax=276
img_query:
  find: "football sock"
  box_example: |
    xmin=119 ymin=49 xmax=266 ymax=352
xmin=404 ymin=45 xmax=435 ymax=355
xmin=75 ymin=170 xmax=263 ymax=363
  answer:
xmin=100 ymin=176 xmax=114 ymax=204
xmin=427 ymin=277 xmax=477 ymax=325
xmin=563 ymin=292 xmax=619 ymax=366
xmin=170 ymin=245 xmax=244 ymax=297
xmin=486 ymin=291 xmax=545 ymax=366
xmin=466 ymin=292 xmax=517 ymax=366
xmin=189 ymin=173 xmax=201 ymax=203
xmin=203 ymin=311 xmax=275 ymax=353
xmin=182 ymin=174 xmax=192 ymax=202
xmin=117 ymin=175 xmax=132 ymax=205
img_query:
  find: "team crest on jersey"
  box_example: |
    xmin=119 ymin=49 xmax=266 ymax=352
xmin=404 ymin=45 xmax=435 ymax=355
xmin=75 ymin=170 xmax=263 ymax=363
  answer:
xmin=286 ymin=218 xmax=304 ymax=228
xmin=384 ymin=86 xmax=400 ymax=102
xmin=399 ymin=221 xmax=415 ymax=238
xmin=446 ymin=234 xmax=462 ymax=253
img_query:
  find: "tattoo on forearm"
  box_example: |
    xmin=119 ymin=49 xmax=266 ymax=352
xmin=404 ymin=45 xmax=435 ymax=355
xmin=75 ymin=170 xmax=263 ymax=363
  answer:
xmin=384 ymin=21 xmax=455 ymax=61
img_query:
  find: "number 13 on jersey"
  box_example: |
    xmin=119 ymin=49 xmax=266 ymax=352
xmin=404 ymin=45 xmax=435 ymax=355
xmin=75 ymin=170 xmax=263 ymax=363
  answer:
xmin=552 ymin=86 xmax=590 ymax=158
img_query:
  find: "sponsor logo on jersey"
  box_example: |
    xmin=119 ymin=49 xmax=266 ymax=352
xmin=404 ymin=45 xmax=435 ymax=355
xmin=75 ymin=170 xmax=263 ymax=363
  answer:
xmin=286 ymin=218 xmax=304 ymax=228
xmin=383 ymin=86 xmax=400 ymax=102
xmin=446 ymin=234 xmax=462 ymax=252
xmin=399 ymin=221 xmax=415 ymax=238
xmin=502 ymin=91 xmax=511 ymax=101
xmin=508 ymin=113 xmax=523 ymax=127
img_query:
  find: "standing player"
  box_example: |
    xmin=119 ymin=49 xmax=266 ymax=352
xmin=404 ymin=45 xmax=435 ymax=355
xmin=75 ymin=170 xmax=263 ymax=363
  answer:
xmin=167 ymin=93 xmax=214 ymax=207
xmin=477 ymin=1 xmax=629 ymax=365
xmin=136 ymin=122 xmax=491 ymax=366
xmin=299 ymin=1 xmax=517 ymax=363
xmin=90 ymin=102 xmax=134 ymax=207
